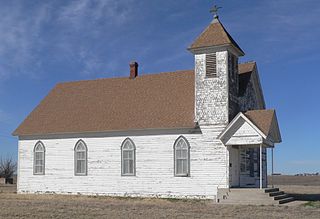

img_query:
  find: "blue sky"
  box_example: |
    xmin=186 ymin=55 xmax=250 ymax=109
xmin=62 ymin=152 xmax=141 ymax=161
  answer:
xmin=0 ymin=0 xmax=319 ymax=174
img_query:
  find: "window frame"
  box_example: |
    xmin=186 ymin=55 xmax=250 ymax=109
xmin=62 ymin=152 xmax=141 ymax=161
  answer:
xmin=74 ymin=140 xmax=88 ymax=176
xmin=33 ymin=141 xmax=46 ymax=175
xmin=121 ymin=138 xmax=136 ymax=176
xmin=174 ymin=136 xmax=190 ymax=177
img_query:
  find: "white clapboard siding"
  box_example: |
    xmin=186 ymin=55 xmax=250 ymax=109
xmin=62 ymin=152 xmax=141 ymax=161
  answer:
xmin=224 ymin=121 xmax=263 ymax=146
xmin=17 ymin=125 xmax=228 ymax=199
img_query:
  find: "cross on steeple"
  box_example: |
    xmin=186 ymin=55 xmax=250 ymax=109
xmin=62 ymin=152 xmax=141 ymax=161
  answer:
xmin=210 ymin=4 xmax=222 ymax=19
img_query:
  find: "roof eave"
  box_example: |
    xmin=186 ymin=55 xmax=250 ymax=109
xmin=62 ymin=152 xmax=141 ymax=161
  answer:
xmin=188 ymin=44 xmax=245 ymax=56
xmin=13 ymin=124 xmax=199 ymax=138
xmin=219 ymin=112 xmax=271 ymax=146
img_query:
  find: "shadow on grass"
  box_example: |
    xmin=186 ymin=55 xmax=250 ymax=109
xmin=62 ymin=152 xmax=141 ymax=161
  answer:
xmin=287 ymin=193 xmax=320 ymax=201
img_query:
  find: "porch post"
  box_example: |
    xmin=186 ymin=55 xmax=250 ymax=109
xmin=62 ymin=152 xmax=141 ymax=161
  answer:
xmin=260 ymin=144 xmax=263 ymax=189
xmin=271 ymin=147 xmax=274 ymax=188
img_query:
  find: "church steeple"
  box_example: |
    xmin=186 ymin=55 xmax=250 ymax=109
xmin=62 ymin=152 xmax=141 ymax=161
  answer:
xmin=188 ymin=6 xmax=244 ymax=56
xmin=190 ymin=5 xmax=244 ymax=126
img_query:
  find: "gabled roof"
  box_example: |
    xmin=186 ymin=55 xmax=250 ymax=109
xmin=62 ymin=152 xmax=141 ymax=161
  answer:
xmin=244 ymin=110 xmax=281 ymax=142
xmin=239 ymin=62 xmax=256 ymax=75
xmin=13 ymin=70 xmax=196 ymax=136
xmin=219 ymin=110 xmax=281 ymax=146
xmin=13 ymin=63 xmax=263 ymax=137
xmin=189 ymin=18 xmax=244 ymax=55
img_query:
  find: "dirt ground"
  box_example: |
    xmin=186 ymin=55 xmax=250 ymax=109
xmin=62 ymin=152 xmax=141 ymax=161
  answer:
xmin=0 ymin=187 xmax=319 ymax=218
xmin=0 ymin=176 xmax=319 ymax=219
xmin=0 ymin=192 xmax=319 ymax=219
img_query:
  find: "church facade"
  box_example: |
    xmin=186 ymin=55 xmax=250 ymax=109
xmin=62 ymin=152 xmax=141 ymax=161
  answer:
xmin=13 ymin=13 xmax=281 ymax=200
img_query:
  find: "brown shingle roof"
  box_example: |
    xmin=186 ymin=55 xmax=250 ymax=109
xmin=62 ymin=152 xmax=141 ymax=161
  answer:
xmin=189 ymin=18 xmax=244 ymax=55
xmin=244 ymin=110 xmax=275 ymax=137
xmin=239 ymin=61 xmax=256 ymax=74
xmin=13 ymin=70 xmax=196 ymax=136
xmin=219 ymin=109 xmax=281 ymax=144
xmin=13 ymin=63 xmax=258 ymax=136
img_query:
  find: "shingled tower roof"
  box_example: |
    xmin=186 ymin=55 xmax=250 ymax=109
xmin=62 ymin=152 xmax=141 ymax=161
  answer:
xmin=189 ymin=18 xmax=245 ymax=56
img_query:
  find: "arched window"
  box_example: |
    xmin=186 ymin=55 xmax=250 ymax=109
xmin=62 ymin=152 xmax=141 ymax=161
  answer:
xmin=74 ymin=140 xmax=87 ymax=176
xmin=174 ymin=136 xmax=190 ymax=176
xmin=34 ymin=141 xmax=45 ymax=175
xmin=121 ymin=138 xmax=136 ymax=176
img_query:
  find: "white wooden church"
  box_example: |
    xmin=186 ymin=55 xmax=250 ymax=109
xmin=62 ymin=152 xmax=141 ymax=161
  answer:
xmin=13 ymin=10 xmax=281 ymax=200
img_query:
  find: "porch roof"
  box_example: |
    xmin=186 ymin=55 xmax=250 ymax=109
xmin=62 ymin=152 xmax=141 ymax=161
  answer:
xmin=218 ymin=110 xmax=281 ymax=147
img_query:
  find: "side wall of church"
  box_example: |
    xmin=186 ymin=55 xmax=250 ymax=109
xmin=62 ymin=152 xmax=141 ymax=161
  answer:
xmin=17 ymin=126 xmax=228 ymax=200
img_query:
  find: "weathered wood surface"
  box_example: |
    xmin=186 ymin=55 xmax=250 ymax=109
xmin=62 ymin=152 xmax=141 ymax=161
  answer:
xmin=18 ymin=125 xmax=228 ymax=199
xmin=221 ymin=117 xmax=263 ymax=146
xmin=195 ymin=52 xmax=228 ymax=126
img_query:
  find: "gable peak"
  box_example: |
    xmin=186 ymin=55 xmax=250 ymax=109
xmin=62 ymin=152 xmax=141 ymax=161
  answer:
xmin=188 ymin=12 xmax=245 ymax=56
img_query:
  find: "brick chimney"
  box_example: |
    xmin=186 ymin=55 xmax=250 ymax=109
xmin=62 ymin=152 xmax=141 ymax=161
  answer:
xmin=129 ymin=61 xmax=138 ymax=79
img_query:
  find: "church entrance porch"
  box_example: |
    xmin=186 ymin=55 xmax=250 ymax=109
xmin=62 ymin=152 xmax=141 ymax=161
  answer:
xmin=218 ymin=111 xmax=282 ymax=189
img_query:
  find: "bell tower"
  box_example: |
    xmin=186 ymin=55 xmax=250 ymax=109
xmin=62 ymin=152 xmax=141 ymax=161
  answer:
xmin=188 ymin=5 xmax=245 ymax=126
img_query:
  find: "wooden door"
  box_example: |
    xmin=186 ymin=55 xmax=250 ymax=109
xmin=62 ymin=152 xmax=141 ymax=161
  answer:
xmin=229 ymin=147 xmax=240 ymax=187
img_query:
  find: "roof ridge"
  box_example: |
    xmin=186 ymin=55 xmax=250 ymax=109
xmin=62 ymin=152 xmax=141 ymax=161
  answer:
xmin=239 ymin=61 xmax=256 ymax=65
xmin=57 ymin=69 xmax=194 ymax=85
xmin=246 ymin=109 xmax=275 ymax=112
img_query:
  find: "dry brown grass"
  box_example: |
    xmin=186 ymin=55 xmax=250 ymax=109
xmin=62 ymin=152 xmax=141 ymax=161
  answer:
xmin=268 ymin=175 xmax=320 ymax=202
xmin=0 ymin=184 xmax=16 ymax=193
xmin=0 ymin=184 xmax=320 ymax=219
xmin=269 ymin=175 xmax=320 ymax=186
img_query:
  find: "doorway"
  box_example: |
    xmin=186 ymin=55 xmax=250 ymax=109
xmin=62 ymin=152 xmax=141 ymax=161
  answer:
xmin=239 ymin=148 xmax=258 ymax=187
xmin=229 ymin=147 xmax=240 ymax=187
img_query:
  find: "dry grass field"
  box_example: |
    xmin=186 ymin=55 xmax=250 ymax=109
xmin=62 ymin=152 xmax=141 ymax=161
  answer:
xmin=0 ymin=184 xmax=16 ymax=193
xmin=269 ymin=175 xmax=320 ymax=186
xmin=0 ymin=176 xmax=319 ymax=219
xmin=269 ymin=175 xmax=320 ymax=202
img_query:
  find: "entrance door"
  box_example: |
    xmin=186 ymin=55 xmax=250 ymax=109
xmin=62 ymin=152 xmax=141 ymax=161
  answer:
xmin=229 ymin=147 xmax=239 ymax=187
xmin=239 ymin=148 xmax=256 ymax=187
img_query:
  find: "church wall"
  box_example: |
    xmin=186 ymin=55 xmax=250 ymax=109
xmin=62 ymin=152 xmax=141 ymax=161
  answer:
xmin=195 ymin=51 xmax=229 ymax=125
xmin=17 ymin=125 xmax=228 ymax=200
xmin=239 ymin=79 xmax=258 ymax=112
xmin=238 ymin=69 xmax=264 ymax=112
xmin=228 ymin=53 xmax=240 ymax=122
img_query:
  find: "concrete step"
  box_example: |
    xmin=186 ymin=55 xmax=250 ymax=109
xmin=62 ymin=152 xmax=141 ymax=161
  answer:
xmin=279 ymin=197 xmax=295 ymax=204
xmin=264 ymin=188 xmax=279 ymax=193
xmin=269 ymin=191 xmax=284 ymax=197
xmin=273 ymin=194 xmax=289 ymax=200
xmin=218 ymin=188 xmax=295 ymax=205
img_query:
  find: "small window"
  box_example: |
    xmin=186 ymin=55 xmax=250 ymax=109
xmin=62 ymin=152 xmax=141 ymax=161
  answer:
xmin=206 ymin=53 xmax=217 ymax=78
xmin=34 ymin=141 xmax=45 ymax=175
xmin=121 ymin=138 xmax=136 ymax=176
xmin=174 ymin=136 xmax=190 ymax=176
xmin=74 ymin=140 xmax=87 ymax=176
